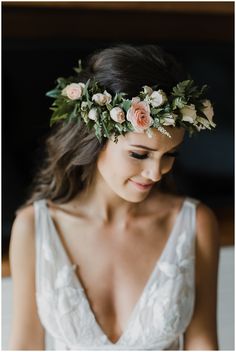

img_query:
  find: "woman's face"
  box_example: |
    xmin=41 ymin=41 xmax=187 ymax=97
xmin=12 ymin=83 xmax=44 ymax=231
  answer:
xmin=96 ymin=127 xmax=185 ymax=203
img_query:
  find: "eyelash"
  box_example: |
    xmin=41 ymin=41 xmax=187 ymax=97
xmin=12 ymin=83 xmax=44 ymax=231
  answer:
xmin=129 ymin=151 xmax=179 ymax=160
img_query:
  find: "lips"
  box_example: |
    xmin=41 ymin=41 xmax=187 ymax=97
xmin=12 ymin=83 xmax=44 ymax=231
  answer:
xmin=129 ymin=179 xmax=154 ymax=191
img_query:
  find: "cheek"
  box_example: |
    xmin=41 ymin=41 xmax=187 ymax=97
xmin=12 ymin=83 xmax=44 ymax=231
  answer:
xmin=162 ymin=158 xmax=175 ymax=174
xmin=98 ymin=149 xmax=134 ymax=183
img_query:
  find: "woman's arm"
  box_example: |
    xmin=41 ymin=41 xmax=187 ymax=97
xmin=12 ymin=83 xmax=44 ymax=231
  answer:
xmin=8 ymin=206 xmax=45 ymax=350
xmin=184 ymin=203 xmax=219 ymax=350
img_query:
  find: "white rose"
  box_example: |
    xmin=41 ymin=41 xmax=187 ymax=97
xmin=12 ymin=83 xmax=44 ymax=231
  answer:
xmin=149 ymin=89 xmax=167 ymax=107
xmin=202 ymin=99 xmax=214 ymax=122
xmin=110 ymin=107 xmax=125 ymax=123
xmin=162 ymin=114 xmax=176 ymax=126
xmin=143 ymin=85 xmax=153 ymax=96
xmin=92 ymin=90 xmax=112 ymax=106
xmin=180 ymin=104 xmax=197 ymax=123
xmin=62 ymin=82 xmax=85 ymax=100
xmin=88 ymin=108 xmax=99 ymax=121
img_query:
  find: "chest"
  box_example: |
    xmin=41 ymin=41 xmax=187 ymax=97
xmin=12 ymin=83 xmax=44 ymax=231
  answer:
xmin=49 ymin=210 xmax=177 ymax=342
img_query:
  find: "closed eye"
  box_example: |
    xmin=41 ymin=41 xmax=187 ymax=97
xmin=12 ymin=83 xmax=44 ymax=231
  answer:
xmin=129 ymin=152 xmax=149 ymax=160
xmin=130 ymin=151 xmax=180 ymax=160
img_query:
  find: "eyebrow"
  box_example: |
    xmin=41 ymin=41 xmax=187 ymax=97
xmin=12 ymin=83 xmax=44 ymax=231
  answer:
xmin=129 ymin=141 xmax=184 ymax=151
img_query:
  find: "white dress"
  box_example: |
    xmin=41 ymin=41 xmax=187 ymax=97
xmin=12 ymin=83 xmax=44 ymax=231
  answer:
xmin=34 ymin=197 xmax=199 ymax=350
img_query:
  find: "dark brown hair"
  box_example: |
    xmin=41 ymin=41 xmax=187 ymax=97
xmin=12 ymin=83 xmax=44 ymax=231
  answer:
xmin=25 ymin=44 xmax=187 ymax=205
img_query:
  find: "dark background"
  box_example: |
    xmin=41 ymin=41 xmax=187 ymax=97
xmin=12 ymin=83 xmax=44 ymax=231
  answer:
xmin=2 ymin=2 xmax=234 ymax=256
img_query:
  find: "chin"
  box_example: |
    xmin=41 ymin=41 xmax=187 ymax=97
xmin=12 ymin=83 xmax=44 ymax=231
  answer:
xmin=119 ymin=190 xmax=150 ymax=203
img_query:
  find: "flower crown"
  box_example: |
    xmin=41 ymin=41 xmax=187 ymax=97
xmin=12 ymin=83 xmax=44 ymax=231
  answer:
xmin=46 ymin=61 xmax=216 ymax=143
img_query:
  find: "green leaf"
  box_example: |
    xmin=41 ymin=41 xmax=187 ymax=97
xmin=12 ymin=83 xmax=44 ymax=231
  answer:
xmin=94 ymin=123 xmax=103 ymax=143
xmin=46 ymin=89 xmax=61 ymax=98
xmin=121 ymin=100 xmax=132 ymax=112
xmin=172 ymin=97 xmax=186 ymax=109
xmin=56 ymin=77 xmax=67 ymax=89
xmin=68 ymin=104 xmax=79 ymax=121
xmin=101 ymin=110 xmax=109 ymax=121
xmin=106 ymin=103 xmax=113 ymax=111
xmin=73 ymin=59 xmax=83 ymax=74
xmin=50 ymin=113 xmax=67 ymax=126
xmin=171 ymin=80 xmax=193 ymax=97
xmin=115 ymin=124 xmax=124 ymax=133
xmin=151 ymin=108 xmax=163 ymax=115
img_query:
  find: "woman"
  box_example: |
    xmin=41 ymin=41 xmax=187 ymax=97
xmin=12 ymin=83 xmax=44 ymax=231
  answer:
xmin=9 ymin=45 xmax=219 ymax=350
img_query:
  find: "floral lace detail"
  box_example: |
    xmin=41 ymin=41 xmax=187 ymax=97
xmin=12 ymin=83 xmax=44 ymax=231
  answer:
xmin=42 ymin=242 xmax=54 ymax=262
xmin=159 ymin=231 xmax=194 ymax=286
xmin=117 ymin=231 xmax=195 ymax=349
xmin=35 ymin=198 xmax=197 ymax=350
xmin=55 ymin=264 xmax=77 ymax=289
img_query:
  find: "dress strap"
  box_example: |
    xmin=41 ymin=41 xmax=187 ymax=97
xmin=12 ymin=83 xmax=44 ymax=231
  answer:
xmin=184 ymin=196 xmax=200 ymax=237
xmin=34 ymin=199 xmax=62 ymax=293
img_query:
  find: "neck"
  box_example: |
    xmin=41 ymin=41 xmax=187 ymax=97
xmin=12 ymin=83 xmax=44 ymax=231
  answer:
xmin=77 ymin=170 xmax=144 ymax=226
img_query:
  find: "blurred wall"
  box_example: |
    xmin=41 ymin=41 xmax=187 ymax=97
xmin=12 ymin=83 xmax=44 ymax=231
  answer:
xmin=2 ymin=2 xmax=234 ymax=254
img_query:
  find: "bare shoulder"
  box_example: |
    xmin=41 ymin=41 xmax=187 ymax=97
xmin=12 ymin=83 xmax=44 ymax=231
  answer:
xmin=194 ymin=202 xmax=220 ymax=287
xmin=12 ymin=204 xmax=35 ymax=233
xmin=9 ymin=205 xmax=36 ymax=269
xmin=195 ymin=202 xmax=220 ymax=247
xmin=183 ymin=201 xmax=220 ymax=349
xmin=9 ymin=205 xmax=46 ymax=348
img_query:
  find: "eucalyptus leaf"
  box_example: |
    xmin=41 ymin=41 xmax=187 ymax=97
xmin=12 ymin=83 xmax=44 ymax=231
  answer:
xmin=122 ymin=100 xmax=132 ymax=112
xmin=50 ymin=113 xmax=68 ymax=126
xmin=46 ymin=89 xmax=61 ymax=98
xmin=73 ymin=59 xmax=83 ymax=74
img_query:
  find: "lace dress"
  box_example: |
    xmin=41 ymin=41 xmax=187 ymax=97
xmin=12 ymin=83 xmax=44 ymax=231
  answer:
xmin=34 ymin=197 xmax=199 ymax=350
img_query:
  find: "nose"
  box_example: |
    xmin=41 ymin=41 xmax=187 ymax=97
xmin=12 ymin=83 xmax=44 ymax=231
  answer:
xmin=141 ymin=160 xmax=162 ymax=182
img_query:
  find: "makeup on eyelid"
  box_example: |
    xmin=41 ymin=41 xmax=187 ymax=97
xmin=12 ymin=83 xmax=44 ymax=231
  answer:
xmin=129 ymin=151 xmax=180 ymax=160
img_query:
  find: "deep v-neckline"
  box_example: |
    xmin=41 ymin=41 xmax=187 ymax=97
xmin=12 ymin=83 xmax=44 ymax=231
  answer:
xmin=43 ymin=198 xmax=187 ymax=345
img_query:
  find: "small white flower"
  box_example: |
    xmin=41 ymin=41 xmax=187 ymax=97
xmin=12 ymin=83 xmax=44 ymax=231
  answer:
xmin=149 ymin=89 xmax=167 ymax=107
xmin=157 ymin=126 xmax=171 ymax=138
xmin=62 ymin=82 xmax=85 ymax=100
xmin=162 ymin=113 xmax=176 ymax=126
xmin=143 ymin=85 xmax=153 ymax=96
xmin=110 ymin=107 xmax=125 ymax=123
xmin=162 ymin=118 xmax=175 ymax=126
xmin=88 ymin=107 xmax=99 ymax=121
xmin=81 ymin=101 xmax=88 ymax=111
xmin=92 ymin=90 xmax=112 ymax=106
xmin=180 ymin=104 xmax=197 ymax=123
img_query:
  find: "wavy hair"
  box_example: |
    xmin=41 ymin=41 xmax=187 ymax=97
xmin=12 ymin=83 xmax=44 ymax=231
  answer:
xmin=25 ymin=44 xmax=187 ymax=205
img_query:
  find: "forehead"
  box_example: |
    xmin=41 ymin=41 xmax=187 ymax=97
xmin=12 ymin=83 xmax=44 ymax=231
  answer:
xmin=123 ymin=127 xmax=185 ymax=151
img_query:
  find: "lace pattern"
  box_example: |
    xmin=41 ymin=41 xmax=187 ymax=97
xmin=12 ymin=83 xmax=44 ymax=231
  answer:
xmin=34 ymin=198 xmax=198 ymax=350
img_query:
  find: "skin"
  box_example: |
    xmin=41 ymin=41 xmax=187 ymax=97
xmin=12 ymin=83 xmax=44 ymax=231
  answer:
xmin=9 ymin=127 xmax=219 ymax=350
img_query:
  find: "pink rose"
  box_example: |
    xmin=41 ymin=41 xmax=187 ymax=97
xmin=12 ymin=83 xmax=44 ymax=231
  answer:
xmin=127 ymin=100 xmax=153 ymax=132
xmin=62 ymin=83 xmax=85 ymax=100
